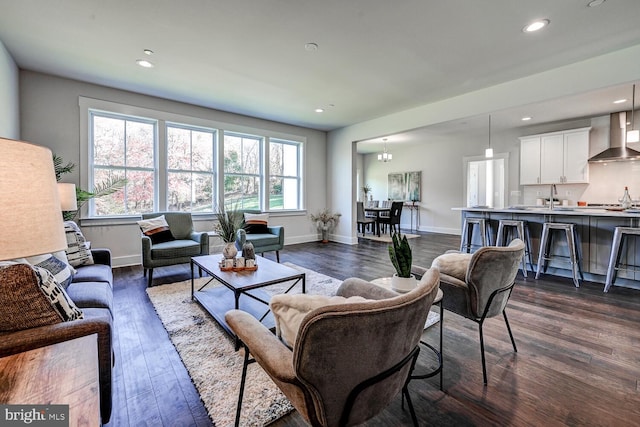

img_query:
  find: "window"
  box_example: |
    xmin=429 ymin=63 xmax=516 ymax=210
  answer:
xmin=90 ymin=111 xmax=156 ymax=216
xmin=167 ymin=124 xmax=216 ymax=212
xmin=82 ymin=97 xmax=305 ymax=220
xmin=223 ymin=132 xmax=262 ymax=210
xmin=269 ymin=138 xmax=301 ymax=210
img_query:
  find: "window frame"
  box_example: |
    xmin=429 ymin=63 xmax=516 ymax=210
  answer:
xmin=79 ymin=96 xmax=306 ymax=225
xmin=267 ymin=137 xmax=303 ymax=211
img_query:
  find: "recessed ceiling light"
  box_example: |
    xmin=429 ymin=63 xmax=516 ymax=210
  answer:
xmin=315 ymin=108 xmax=324 ymax=113
xmin=587 ymin=0 xmax=606 ymax=7
xmin=613 ymin=98 xmax=627 ymax=104
xmin=304 ymin=43 xmax=319 ymax=52
xmin=523 ymin=19 xmax=550 ymax=33
xmin=136 ymin=59 xmax=154 ymax=68
xmin=143 ymin=49 xmax=154 ymax=56
xmin=521 ymin=116 xmax=532 ymax=121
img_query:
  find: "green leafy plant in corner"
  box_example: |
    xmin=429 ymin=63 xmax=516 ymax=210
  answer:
xmin=53 ymin=154 xmax=127 ymax=220
xmin=388 ymin=231 xmax=412 ymax=278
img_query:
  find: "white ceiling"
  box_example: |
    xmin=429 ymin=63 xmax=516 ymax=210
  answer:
xmin=1 ymin=0 xmax=639 ymax=145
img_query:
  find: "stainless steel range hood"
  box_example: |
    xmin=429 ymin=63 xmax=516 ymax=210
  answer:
xmin=588 ymin=111 xmax=640 ymax=163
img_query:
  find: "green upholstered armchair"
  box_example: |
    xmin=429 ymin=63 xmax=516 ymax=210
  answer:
xmin=225 ymin=268 xmax=440 ymax=427
xmin=140 ymin=212 xmax=209 ymax=286
xmin=234 ymin=210 xmax=284 ymax=262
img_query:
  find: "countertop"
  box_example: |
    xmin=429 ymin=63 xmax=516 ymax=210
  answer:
xmin=453 ymin=206 xmax=640 ymax=218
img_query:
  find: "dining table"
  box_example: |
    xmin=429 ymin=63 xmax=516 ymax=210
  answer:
xmin=364 ymin=206 xmax=391 ymax=236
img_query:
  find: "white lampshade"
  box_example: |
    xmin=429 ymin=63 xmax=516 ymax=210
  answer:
xmin=485 ymin=147 xmax=494 ymax=158
xmin=58 ymin=182 xmax=78 ymax=211
xmin=0 ymin=138 xmax=67 ymax=260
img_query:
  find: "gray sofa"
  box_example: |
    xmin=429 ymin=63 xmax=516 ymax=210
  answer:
xmin=0 ymin=249 xmax=114 ymax=424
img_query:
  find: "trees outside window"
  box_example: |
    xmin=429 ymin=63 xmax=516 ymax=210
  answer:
xmin=91 ymin=112 xmax=155 ymax=215
xmin=167 ymin=124 xmax=216 ymax=212
xmin=85 ymin=100 xmax=304 ymax=219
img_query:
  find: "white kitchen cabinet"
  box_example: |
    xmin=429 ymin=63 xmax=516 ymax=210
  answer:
xmin=562 ymin=129 xmax=590 ymax=183
xmin=519 ymin=136 xmax=542 ymax=184
xmin=519 ymin=127 xmax=590 ymax=185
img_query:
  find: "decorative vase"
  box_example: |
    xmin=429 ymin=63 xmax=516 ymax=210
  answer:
xmin=242 ymin=241 xmax=255 ymax=260
xmin=320 ymin=225 xmax=330 ymax=243
xmin=223 ymin=242 xmax=238 ymax=259
xmin=391 ymin=274 xmax=417 ymax=293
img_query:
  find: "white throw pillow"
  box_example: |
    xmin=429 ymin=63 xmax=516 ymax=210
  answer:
xmin=244 ymin=213 xmax=270 ymax=234
xmin=136 ymin=215 xmax=176 ymax=244
xmin=20 ymin=251 xmax=75 ymax=289
xmin=431 ymin=252 xmax=473 ymax=281
xmin=64 ymin=221 xmax=95 ymax=267
xmin=270 ymin=293 xmax=369 ymax=348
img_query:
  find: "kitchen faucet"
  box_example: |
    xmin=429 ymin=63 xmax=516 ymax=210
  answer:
xmin=549 ymin=184 xmax=557 ymax=210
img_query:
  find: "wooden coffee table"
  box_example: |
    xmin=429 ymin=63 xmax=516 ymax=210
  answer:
xmin=190 ymin=254 xmax=305 ymax=348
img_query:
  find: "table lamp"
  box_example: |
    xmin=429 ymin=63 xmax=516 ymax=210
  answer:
xmin=57 ymin=182 xmax=78 ymax=212
xmin=0 ymin=138 xmax=67 ymax=260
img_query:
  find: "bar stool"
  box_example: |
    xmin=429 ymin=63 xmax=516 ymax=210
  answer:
xmin=604 ymin=226 xmax=640 ymax=292
xmin=496 ymin=219 xmax=534 ymax=277
xmin=535 ymin=222 xmax=584 ymax=287
xmin=460 ymin=217 xmax=491 ymax=253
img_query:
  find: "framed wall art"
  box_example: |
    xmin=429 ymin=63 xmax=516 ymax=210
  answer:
xmin=387 ymin=171 xmax=421 ymax=201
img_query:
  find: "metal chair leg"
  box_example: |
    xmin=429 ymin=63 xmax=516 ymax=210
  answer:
xmin=479 ymin=321 xmax=488 ymax=385
xmin=503 ymin=310 xmax=517 ymax=353
xmin=234 ymin=346 xmax=252 ymax=427
xmin=401 ymin=351 xmax=420 ymax=427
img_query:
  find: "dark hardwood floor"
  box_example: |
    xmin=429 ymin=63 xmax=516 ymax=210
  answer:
xmin=105 ymin=231 xmax=640 ymax=426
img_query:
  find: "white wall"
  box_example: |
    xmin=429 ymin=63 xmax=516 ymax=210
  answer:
xmin=19 ymin=71 xmax=328 ymax=266
xmin=0 ymin=39 xmax=19 ymax=139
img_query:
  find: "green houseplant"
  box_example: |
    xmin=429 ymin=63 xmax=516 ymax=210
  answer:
xmin=213 ymin=204 xmax=245 ymax=258
xmin=388 ymin=231 xmax=416 ymax=292
xmin=54 ymin=154 xmax=127 ymax=220
xmin=310 ymin=209 xmax=341 ymax=243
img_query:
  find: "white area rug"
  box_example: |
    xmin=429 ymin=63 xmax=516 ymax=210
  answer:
xmin=146 ymin=263 xmax=342 ymax=426
xmin=360 ymin=233 xmax=420 ymax=243
xmin=146 ymin=262 xmax=439 ymax=426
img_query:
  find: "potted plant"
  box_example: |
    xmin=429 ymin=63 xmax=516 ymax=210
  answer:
xmin=53 ymin=154 xmax=127 ymax=220
xmin=388 ymin=231 xmax=416 ymax=292
xmin=213 ymin=204 xmax=244 ymax=258
xmin=362 ymin=184 xmax=372 ymax=202
xmin=310 ymin=209 xmax=341 ymax=243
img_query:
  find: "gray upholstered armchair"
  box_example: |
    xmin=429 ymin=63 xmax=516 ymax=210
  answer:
xmin=415 ymin=238 xmax=525 ymax=384
xmin=225 ymin=268 xmax=441 ymax=427
xmin=140 ymin=212 xmax=209 ymax=286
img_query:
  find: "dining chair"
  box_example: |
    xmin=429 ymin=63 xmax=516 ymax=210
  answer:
xmin=378 ymin=201 xmax=403 ymax=235
xmin=356 ymin=201 xmax=375 ymax=236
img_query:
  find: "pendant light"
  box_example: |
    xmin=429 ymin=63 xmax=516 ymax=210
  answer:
xmin=485 ymin=114 xmax=494 ymax=158
xmin=378 ymin=138 xmax=392 ymax=162
xmin=627 ymin=84 xmax=639 ymax=143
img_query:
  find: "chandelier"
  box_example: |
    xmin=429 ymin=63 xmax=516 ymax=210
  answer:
xmin=378 ymin=138 xmax=392 ymax=162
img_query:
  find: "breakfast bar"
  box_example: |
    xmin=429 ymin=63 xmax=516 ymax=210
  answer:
xmin=455 ymin=207 xmax=640 ymax=290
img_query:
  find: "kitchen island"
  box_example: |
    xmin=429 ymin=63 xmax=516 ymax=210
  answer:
xmin=455 ymin=207 xmax=640 ymax=291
